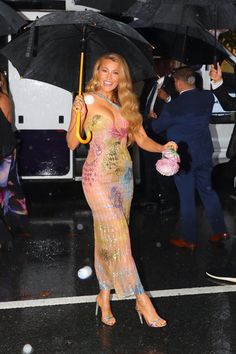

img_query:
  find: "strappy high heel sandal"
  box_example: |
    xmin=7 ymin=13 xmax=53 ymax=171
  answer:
xmin=135 ymin=305 xmax=167 ymax=328
xmin=95 ymin=297 xmax=116 ymax=326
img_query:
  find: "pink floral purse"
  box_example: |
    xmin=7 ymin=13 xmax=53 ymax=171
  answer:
xmin=155 ymin=148 xmax=180 ymax=176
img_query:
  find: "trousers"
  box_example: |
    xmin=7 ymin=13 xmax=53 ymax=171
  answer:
xmin=174 ymin=159 xmax=227 ymax=242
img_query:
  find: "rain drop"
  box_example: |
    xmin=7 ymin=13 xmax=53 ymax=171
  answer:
xmin=22 ymin=344 xmax=33 ymax=354
xmin=78 ymin=266 xmax=92 ymax=279
xmin=77 ymin=223 xmax=84 ymax=230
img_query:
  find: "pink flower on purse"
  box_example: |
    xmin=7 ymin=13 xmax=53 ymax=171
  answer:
xmin=155 ymin=148 xmax=180 ymax=176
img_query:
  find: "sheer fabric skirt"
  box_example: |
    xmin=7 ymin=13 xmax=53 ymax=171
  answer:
xmin=82 ymin=160 xmax=144 ymax=299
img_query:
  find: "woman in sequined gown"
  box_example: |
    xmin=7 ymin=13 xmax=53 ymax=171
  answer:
xmin=67 ymin=53 xmax=177 ymax=328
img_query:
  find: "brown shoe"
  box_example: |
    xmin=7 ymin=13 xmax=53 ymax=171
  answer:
xmin=169 ymin=238 xmax=197 ymax=250
xmin=209 ymin=232 xmax=230 ymax=243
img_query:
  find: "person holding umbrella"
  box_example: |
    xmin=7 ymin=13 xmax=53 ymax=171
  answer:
xmin=67 ymin=52 xmax=177 ymax=327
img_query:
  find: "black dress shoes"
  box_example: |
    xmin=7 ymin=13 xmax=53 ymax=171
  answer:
xmin=169 ymin=238 xmax=197 ymax=250
xmin=208 ymin=232 xmax=230 ymax=243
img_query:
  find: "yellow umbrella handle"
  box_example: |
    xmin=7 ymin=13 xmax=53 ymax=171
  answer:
xmin=75 ymin=51 xmax=92 ymax=144
xmin=75 ymin=110 xmax=91 ymax=144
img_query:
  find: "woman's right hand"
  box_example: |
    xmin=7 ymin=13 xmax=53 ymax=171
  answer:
xmin=72 ymin=94 xmax=87 ymax=116
xmin=164 ymin=141 xmax=178 ymax=151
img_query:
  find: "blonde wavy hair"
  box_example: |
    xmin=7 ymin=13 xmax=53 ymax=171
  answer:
xmin=0 ymin=72 xmax=8 ymax=95
xmin=86 ymin=53 xmax=142 ymax=141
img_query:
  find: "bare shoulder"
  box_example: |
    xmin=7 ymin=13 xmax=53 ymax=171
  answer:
xmin=0 ymin=92 xmax=11 ymax=108
xmin=0 ymin=93 xmax=12 ymax=122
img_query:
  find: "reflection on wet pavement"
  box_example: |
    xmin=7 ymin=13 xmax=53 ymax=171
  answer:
xmin=0 ymin=182 xmax=236 ymax=353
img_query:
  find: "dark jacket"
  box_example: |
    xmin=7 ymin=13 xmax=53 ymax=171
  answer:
xmin=213 ymin=82 xmax=236 ymax=111
xmin=0 ymin=108 xmax=16 ymax=161
xmin=151 ymin=88 xmax=215 ymax=171
xmin=213 ymin=82 xmax=236 ymax=159
xmin=140 ymin=75 xmax=178 ymax=143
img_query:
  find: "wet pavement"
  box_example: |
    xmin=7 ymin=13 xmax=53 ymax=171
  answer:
xmin=0 ymin=179 xmax=236 ymax=354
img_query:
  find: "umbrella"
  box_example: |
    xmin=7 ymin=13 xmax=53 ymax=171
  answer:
xmin=126 ymin=0 xmax=236 ymax=64
xmin=1 ymin=10 xmax=155 ymax=143
xmin=137 ymin=24 xmax=229 ymax=65
xmin=140 ymin=0 xmax=236 ymax=30
xmin=125 ymin=0 xmax=162 ymax=19
xmin=73 ymin=0 xmax=136 ymax=14
xmin=1 ymin=10 xmax=154 ymax=90
xmin=0 ymin=0 xmax=27 ymax=36
xmin=126 ymin=0 xmax=236 ymax=30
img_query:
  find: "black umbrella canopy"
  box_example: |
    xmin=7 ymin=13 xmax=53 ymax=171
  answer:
xmin=138 ymin=25 xmax=228 ymax=65
xmin=192 ymin=0 xmax=236 ymax=30
xmin=126 ymin=0 xmax=236 ymax=30
xmin=0 ymin=10 xmax=155 ymax=92
xmin=125 ymin=0 xmax=161 ymax=19
xmin=127 ymin=0 xmax=235 ymax=65
xmin=74 ymin=0 xmax=136 ymax=14
xmin=0 ymin=0 xmax=27 ymax=36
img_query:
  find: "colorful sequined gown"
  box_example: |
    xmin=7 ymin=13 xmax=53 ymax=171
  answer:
xmin=82 ymin=95 xmax=144 ymax=299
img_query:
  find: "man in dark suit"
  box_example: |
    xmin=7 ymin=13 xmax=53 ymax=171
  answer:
xmin=205 ymin=62 xmax=236 ymax=282
xmin=151 ymin=66 xmax=229 ymax=249
xmin=139 ymin=58 xmax=179 ymax=214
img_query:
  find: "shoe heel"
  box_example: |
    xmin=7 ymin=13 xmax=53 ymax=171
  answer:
xmin=136 ymin=309 xmax=143 ymax=325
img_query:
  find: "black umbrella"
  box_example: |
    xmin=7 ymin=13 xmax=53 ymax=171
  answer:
xmin=74 ymin=0 xmax=136 ymax=14
xmin=137 ymin=24 xmax=229 ymax=65
xmin=1 ymin=10 xmax=155 ymax=143
xmin=139 ymin=0 xmax=236 ymax=30
xmin=126 ymin=0 xmax=236 ymax=29
xmin=126 ymin=0 xmax=236 ymax=64
xmin=125 ymin=0 xmax=162 ymax=19
xmin=0 ymin=0 xmax=27 ymax=36
xmin=1 ymin=10 xmax=154 ymax=90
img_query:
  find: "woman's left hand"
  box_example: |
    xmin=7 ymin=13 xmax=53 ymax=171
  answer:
xmin=164 ymin=141 xmax=178 ymax=151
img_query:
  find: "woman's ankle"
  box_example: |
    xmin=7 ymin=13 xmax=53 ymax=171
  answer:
xmin=97 ymin=290 xmax=111 ymax=305
xmin=136 ymin=292 xmax=149 ymax=304
xmin=98 ymin=289 xmax=110 ymax=298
